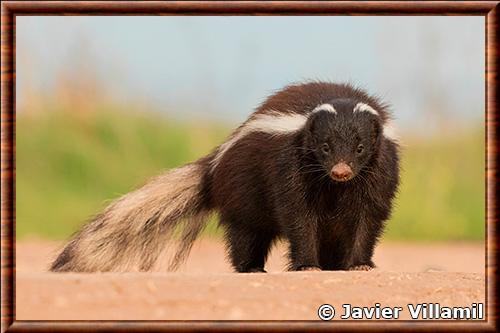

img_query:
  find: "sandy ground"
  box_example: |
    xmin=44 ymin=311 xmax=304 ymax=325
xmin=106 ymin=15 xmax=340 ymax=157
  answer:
xmin=16 ymin=239 xmax=486 ymax=320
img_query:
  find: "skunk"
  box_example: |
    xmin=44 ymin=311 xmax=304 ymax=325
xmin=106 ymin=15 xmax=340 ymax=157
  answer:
xmin=50 ymin=81 xmax=400 ymax=273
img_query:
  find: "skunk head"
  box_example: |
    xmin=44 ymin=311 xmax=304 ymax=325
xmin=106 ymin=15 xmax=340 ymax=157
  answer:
xmin=303 ymin=98 xmax=383 ymax=182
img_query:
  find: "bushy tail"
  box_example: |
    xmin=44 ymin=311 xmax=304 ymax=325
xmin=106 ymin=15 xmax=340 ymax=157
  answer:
xmin=50 ymin=162 xmax=211 ymax=272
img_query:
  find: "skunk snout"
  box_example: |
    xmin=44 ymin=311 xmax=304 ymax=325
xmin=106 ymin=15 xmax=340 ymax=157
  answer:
xmin=330 ymin=162 xmax=353 ymax=181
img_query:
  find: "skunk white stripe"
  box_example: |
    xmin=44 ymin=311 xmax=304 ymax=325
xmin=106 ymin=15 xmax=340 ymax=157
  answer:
xmin=312 ymin=103 xmax=337 ymax=114
xmin=211 ymin=111 xmax=308 ymax=170
xmin=383 ymin=120 xmax=399 ymax=142
xmin=245 ymin=111 xmax=308 ymax=134
xmin=211 ymin=105 xmax=398 ymax=171
xmin=353 ymin=102 xmax=379 ymax=116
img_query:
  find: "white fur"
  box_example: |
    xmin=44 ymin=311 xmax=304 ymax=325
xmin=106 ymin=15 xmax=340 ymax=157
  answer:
xmin=211 ymin=104 xmax=398 ymax=171
xmin=211 ymin=111 xmax=308 ymax=170
xmin=353 ymin=102 xmax=379 ymax=116
xmin=245 ymin=111 xmax=308 ymax=134
xmin=312 ymin=103 xmax=337 ymax=114
xmin=64 ymin=163 xmax=204 ymax=272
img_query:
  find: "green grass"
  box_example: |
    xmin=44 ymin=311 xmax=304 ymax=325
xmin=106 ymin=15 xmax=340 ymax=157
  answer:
xmin=385 ymin=128 xmax=485 ymax=241
xmin=16 ymin=109 xmax=485 ymax=241
xmin=16 ymin=107 xmax=228 ymax=239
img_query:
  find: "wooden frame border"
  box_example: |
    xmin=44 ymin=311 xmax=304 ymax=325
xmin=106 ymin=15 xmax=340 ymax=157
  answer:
xmin=1 ymin=1 xmax=497 ymax=332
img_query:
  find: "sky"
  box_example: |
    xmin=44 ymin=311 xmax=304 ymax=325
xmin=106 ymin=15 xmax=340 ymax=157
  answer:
xmin=17 ymin=16 xmax=484 ymax=131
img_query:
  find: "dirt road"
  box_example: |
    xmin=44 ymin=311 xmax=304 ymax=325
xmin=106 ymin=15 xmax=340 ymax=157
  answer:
xmin=16 ymin=239 xmax=486 ymax=320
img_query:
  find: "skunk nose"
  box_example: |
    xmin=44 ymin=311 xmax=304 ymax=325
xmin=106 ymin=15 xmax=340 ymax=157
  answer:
xmin=331 ymin=162 xmax=353 ymax=181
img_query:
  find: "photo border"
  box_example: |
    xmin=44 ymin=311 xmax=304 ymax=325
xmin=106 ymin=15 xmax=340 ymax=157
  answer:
xmin=1 ymin=1 xmax=497 ymax=332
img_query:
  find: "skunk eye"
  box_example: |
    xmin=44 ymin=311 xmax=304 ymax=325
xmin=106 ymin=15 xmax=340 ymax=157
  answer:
xmin=321 ymin=143 xmax=330 ymax=154
xmin=356 ymin=144 xmax=364 ymax=154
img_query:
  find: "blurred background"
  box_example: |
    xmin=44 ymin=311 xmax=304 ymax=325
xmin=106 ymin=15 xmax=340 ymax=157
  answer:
xmin=16 ymin=16 xmax=484 ymax=242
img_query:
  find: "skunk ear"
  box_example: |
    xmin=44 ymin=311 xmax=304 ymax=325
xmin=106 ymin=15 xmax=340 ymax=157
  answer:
xmin=305 ymin=109 xmax=331 ymax=135
xmin=305 ymin=111 xmax=319 ymax=134
xmin=303 ymin=112 xmax=324 ymax=146
xmin=371 ymin=117 xmax=383 ymax=145
xmin=353 ymin=102 xmax=382 ymax=145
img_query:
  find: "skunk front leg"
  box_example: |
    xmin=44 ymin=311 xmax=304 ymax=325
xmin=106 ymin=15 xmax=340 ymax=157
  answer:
xmin=284 ymin=215 xmax=321 ymax=271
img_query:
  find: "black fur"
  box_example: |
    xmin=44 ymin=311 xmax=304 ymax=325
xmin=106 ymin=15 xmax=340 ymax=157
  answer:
xmin=51 ymin=81 xmax=400 ymax=273
xmin=210 ymin=83 xmax=400 ymax=272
